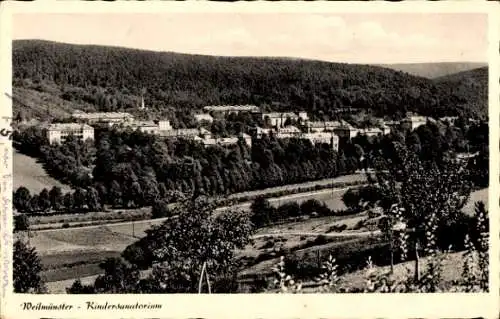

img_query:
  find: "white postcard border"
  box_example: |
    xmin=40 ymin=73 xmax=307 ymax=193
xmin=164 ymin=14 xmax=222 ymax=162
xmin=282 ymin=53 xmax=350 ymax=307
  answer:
xmin=1 ymin=2 xmax=499 ymax=319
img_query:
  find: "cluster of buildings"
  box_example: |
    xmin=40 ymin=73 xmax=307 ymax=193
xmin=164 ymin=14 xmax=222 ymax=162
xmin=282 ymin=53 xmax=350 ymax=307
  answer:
xmin=43 ymin=104 xmax=457 ymax=154
xmin=43 ymin=109 xmax=252 ymax=148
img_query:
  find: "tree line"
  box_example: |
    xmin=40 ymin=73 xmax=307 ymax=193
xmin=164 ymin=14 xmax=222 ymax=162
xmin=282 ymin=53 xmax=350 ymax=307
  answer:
xmin=13 ymin=148 xmax=489 ymax=293
xmin=13 ymin=116 xmax=488 ymax=216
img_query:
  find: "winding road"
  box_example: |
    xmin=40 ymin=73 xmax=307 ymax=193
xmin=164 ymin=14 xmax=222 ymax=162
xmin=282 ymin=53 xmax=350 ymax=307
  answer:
xmin=252 ymin=230 xmax=380 ymax=239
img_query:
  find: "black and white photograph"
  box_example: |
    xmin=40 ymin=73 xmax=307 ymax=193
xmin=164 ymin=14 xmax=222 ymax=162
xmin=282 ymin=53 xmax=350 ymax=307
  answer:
xmin=1 ymin=3 xmax=498 ymax=317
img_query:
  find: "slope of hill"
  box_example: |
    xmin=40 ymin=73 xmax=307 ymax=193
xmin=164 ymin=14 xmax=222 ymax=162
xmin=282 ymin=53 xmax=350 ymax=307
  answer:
xmin=12 ymin=86 xmax=98 ymax=121
xmin=434 ymin=67 xmax=489 ymax=121
xmin=13 ymin=149 xmax=71 ymax=194
xmin=13 ymin=40 xmax=487 ymax=121
xmin=380 ymin=62 xmax=487 ymax=79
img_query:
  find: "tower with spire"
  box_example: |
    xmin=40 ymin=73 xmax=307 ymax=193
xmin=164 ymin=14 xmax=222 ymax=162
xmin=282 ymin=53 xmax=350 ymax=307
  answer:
xmin=140 ymin=95 xmax=146 ymax=110
xmin=139 ymin=87 xmax=147 ymax=110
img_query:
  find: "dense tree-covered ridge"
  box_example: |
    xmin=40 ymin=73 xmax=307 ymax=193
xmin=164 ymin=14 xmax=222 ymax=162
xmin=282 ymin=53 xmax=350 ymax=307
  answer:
xmin=13 ymin=40 xmax=487 ymax=120
xmin=380 ymin=62 xmax=487 ymax=79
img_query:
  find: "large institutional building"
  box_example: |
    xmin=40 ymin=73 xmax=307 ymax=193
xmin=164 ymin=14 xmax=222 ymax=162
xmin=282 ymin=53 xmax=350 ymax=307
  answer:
xmin=71 ymin=111 xmax=134 ymax=126
xmin=47 ymin=105 xmax=434 ymax=153
xmin=262 ymin=112 xmax=309 ymax=128
xmin=203 ymin=105 xmax=260 ymax=115
xmin=44 ymin=123 xmax=95 ymax=145
xmin=401 ymin=115 xmax=428 ymax=130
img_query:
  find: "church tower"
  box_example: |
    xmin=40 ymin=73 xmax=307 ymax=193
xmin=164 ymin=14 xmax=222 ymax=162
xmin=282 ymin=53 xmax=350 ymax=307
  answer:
xmin=140 ymin=95 xmax=146 ymax=110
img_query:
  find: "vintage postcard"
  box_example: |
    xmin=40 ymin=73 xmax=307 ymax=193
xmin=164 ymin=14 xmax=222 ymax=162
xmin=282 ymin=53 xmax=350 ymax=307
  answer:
xmin=0 ymin=1 xmax=499 ymax=319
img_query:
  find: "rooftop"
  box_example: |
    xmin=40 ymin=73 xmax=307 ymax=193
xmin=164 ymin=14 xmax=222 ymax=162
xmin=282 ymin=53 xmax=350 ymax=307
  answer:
xmin=46 ymin=123 xmax=93 ymax=131
xmin=360 ymin=127 xmax=383 ymax=133
xmin=263 ymin=112 xmax=299 ymax=119
xmin=72 ymin=111 xmax=134 ymax=119
xmin=307 ymin=121 xmax=342 ymax=128
xmin=203 ymin=105 xmax=260 ymax=112
xmin=194 ymin=114 xmax=214 ymax=119
xmin=158 ymin=128 xmax=199 ymax=137
xmin=303 ymin=132 xmax=338 ymax=138
xmin=278 ymin=126 xmax=301 ymax=133
xmin=126 ymin=120 xmax=158 ymax=128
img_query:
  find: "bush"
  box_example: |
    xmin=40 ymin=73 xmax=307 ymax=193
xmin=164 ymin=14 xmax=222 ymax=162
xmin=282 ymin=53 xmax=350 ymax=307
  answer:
xmin=62 ymin=223 xmax=70 ymax=228
xmin=66 ymin=279 xmax=96 ymax=294
xmin=277 ymin=202 xmax=301 ymax=219
xmin=300 ymin=199 xmax=323 ymax=215
xmin=285 ymin=252 xmax=323 ymax=279
xmin=151 ymin=200 xmax=172 ymax=219
xmin=250 ymin=197 xmax=274 ymax=228
xmin=328 ymin=224 xmax=347 ymax=233
xmin=260 ymin=239 xmax=275 ymax=250
xmin=342 ymin=188 xmax=361 ymax=210
xmin=14 ymin=215 xmax=30 ymax=232
xmin=313 ymin=235 xmax=330 ymax=246
xmin=353 ymin=219 xmax=366 ymax=230
xmin=122 ymin=239 xmax=154 ymax=270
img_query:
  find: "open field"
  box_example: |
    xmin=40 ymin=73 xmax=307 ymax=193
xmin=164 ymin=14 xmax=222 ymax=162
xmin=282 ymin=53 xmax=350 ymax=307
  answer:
xmin=463 ymin=187 xmax=489 ymax=215
xmin=29 ymin=207 xmax=152 ymax=229
xmin=228 ymin=173 xmax=367 ymax=201
xmin=31 ymin=186 xmax=488 ymax=292
xmin=20 ymin=226 xmax=138 ymax=255
xmin=13 ymin=150 xmax=71 ymax=194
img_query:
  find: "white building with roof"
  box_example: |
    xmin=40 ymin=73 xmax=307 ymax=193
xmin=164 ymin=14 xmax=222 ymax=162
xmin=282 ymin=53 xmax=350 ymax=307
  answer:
xmin=302 ymin=132 xmax=339 ymax=152
xmin=159 ymin=128 xmax=201 ymax=139
xmin=194 ymin=113 xmax=214 ymax=123
xmin=122 ymin=121 xmax=159 ymax=134
xmin=262 ymin=112 xmax=309 ymax=128
xmin=401 ymin=115 xmax=428 ymax=130
xmin=276 ymin=126 xmax=302 ymax=138
xmin=307 ymin=121 xmax=342 ymax=133
xmin=199 ymin=133 xmax=252 ymax=149
xmin=71 ymin=111 xmax=134 ymax=125
xmin=45 ymin=123 xmax=94 ymax=145
xmin=252 ymin=127 xmax=273 ymax=139
xmin=358 ymin=127 xmax=384 ymax=137
xmin=203 ymin=105 xmax=260 ymax=115
xmin=381 ymin=125 xmax=391 ymax=135
xmin=158 ymin=120 xmax=172 ymax=131
xmin=333 ymin=122 xmax=359 ymax=140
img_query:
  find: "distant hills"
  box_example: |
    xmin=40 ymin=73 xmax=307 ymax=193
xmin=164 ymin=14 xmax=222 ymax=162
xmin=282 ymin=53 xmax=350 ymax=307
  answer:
xmin=380 ymin=62 xmax=487 ymax=79
xmin=12 ymin=40 xmax=488 ymax=123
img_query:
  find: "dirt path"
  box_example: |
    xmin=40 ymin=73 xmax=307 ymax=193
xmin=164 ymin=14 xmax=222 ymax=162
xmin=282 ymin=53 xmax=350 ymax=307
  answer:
xmin=253 ymin=230 xmax=380 ymax=239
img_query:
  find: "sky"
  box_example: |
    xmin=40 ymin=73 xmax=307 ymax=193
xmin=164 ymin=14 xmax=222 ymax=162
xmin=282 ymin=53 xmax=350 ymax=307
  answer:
xmin=12 ymin=13 xmax=489 ymax=64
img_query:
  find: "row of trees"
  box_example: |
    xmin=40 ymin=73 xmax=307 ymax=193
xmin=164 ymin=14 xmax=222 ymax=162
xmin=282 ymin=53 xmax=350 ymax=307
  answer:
xmin=13 ymin=118 xmax=488 ymax=215
xmin=88 ymin=128 xmax=359 ymax=209
xmin=13 ymin=143 xmax=490 ymax=293
xmin=249 ymin=197 xmax=334 ymax=229
xmin=13 ymin=185 xmax=101 ymax=215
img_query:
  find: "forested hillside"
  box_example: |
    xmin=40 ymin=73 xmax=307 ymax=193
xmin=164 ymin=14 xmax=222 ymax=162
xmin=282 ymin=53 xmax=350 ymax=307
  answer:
xmin=433 ymin=67 xmax=488 ymax=121
xmin=380 ymin=62 xmax=487 ymax=79
xmin=13 ymin=40 xmax=487 ymax=123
